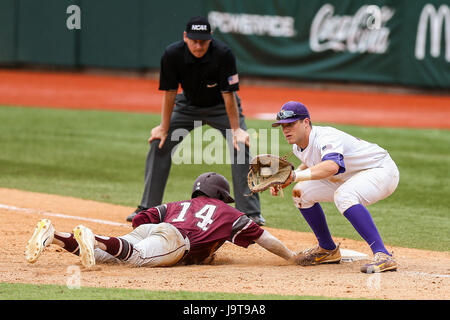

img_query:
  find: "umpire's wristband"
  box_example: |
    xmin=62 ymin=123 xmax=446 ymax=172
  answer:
xmin=293 ymin=168 xmax=312 ymax=182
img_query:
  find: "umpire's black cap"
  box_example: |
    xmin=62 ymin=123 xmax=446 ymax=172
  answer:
xmin=191 ymin=172 xmax=234 ymax=203
xmin=185 ymin=16 xmax=212 ymax=40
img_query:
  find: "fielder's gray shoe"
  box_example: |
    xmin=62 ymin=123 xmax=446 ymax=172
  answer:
xmin=26 ymin=219 xmax=55 ymax=263
xmin=295 ymin=243 xmax=341 ymax=266
xmin=73 ymin=225 xmax=96 ymax=268
xmin=360 ymin=252 xmax=397 ymax=273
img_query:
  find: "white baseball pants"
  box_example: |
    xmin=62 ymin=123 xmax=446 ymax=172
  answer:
xmin=292 ymin=156 xmax=400 ymax=213
xmin=94 ymin=223 xmax=190 ymax=267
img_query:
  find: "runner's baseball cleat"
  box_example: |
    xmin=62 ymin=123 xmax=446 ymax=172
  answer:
xmin=360 ymin=252 xmax=397 ymax=273
xmin=295 ymin=243 xmax=341 ymax=266
xmin=25 ymin=219 xmax=55 ymax=263
xmin=73 ymin=225 xmax=96 ymax=268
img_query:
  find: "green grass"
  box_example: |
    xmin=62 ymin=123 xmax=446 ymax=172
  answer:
xmin=0 ymin=283 xmax=341 ymax=300
xmin=0 ymin=105 xmax=449 ymax=253
xmin=1 ymin=105 xmax=448 ymax=300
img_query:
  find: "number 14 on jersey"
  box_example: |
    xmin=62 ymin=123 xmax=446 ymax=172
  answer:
xmin=172 ymin=202 xmax=217 ymax=231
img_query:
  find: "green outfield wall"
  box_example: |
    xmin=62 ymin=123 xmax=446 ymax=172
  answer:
xmin=0 ymin=0 xmax=16 ymax=64
xmin=1 ymin=0 xmax=448 ymax=88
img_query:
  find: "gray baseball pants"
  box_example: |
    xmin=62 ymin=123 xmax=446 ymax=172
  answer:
xmin=139 ymin=93 xmax=261 ymax=216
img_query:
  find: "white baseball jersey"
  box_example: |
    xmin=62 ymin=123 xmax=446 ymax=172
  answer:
xmin=293 ymin=126 xmax=389 ymax=180
xmin=291 ymin=125 xmax=399 ymax=212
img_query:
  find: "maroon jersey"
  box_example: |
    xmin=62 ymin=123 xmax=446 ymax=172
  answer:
xmin=133 ymin=196 xmax=264 ymax=264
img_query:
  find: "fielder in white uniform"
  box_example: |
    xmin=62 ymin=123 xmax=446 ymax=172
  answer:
xmin=271 ymin=101 xmax=400 ymax=273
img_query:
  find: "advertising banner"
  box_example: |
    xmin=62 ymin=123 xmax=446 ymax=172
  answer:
xmin=205 ymin=0 xmax=449 ymax=88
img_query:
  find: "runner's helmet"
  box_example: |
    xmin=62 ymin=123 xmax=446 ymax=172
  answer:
xmin=191 ymin=172 xmax=235 ymax=203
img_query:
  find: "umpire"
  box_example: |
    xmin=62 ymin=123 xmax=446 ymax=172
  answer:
xmin=127 ymin=16 xmax=264 ymax=225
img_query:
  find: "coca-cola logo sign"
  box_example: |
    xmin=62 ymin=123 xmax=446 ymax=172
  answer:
xmin=309 ymin=4 xmax=395 ymax=54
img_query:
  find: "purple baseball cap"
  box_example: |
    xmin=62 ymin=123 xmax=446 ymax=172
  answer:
xmin=271 ymin=101 xmax=310 ymax=127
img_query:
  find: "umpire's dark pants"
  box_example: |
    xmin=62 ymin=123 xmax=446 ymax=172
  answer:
xmin=139 ymin=93 xmax=261 ymax=216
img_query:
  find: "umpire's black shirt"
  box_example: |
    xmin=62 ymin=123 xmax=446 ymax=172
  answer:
xmin=159 ymin=39 xmax=239 ymax=108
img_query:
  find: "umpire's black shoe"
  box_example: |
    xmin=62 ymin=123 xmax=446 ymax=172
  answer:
xmin=126 ymin=205 xmax=148 ymax=222
xmin=247 ymin=213 xmax=266 ymax=226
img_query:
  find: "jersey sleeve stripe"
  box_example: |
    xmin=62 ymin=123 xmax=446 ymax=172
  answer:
xmin=156 ymin=204 xmax=167 ymax=222
xmin=321 ymin=152 xmax=346 ymax=174
xmin=231 ymin=216 xmax=253 ymax=244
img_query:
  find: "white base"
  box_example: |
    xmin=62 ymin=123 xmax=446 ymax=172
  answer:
xmin=340 ymin=248 xmax=369 ymax=262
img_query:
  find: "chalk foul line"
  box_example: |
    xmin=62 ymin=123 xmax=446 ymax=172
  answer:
xmin=0 ymin=203 xmax=130 ymax=228
xmin=1 ymin=203 xmax=449 ymax=279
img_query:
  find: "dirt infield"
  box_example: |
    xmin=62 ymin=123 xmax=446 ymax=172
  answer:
xmin=0 ymin=188 xmax=449 ymax=300
xmin=0 ymin=69 xmax=449 ymax=299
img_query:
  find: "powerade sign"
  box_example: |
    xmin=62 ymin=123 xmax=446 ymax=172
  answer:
xmin=208 ymin=11 xmax=296 ymax=37
xmin=204 ymin=0 xmax=449 ymax=88
xmin=208 ymin=4 xmax=395 ymax=54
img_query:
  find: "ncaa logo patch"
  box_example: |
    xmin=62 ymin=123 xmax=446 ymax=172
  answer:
xmin=191 ymin=24 xmax=207 ymax=31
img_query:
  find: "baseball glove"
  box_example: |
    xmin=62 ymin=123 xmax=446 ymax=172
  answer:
xmin=247 ymin=154 xmax=295 ymax=194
